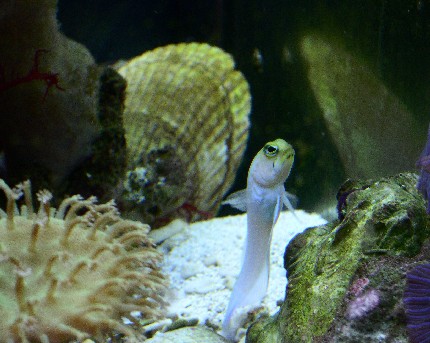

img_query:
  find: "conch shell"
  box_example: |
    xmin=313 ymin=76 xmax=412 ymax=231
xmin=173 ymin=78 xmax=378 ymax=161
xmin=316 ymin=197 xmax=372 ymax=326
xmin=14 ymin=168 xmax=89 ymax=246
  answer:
xmin=117 ymin=43 xmax=251 ymax=224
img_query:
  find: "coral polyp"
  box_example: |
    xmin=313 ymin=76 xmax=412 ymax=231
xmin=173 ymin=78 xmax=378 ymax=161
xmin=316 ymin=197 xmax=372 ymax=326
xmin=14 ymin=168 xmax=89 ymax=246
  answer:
xmin=0 ymin=180 xmax=166 ymax=342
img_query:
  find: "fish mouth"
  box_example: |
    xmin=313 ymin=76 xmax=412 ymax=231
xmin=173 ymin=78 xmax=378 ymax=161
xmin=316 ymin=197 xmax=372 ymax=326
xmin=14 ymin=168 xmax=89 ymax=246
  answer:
xmin=273 ymin=156 xmax=291 ymax=171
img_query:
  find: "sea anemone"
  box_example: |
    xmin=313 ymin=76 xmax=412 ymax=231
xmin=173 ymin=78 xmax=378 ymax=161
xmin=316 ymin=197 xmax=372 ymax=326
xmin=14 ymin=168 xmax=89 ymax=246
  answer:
xmin=404 ymin=263 xmax=430 ymax=343
xmin=0 ymin=179 xmax=166 ymax=342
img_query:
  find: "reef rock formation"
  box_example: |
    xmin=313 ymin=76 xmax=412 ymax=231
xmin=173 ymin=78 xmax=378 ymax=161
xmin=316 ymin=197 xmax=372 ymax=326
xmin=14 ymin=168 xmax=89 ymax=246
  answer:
xmin=247 ymin=173 xmax=430 ymax=342
xmin=0 ymin=1 xmax=129 ymax=203
xmin=300 ymin=34 xmax=424 ymax=180
xmin=0 ymin=1 xmax=101 ymax=185
xmin=0 ymin=180 xmax=166 ymax=342
xmin=118 ymin=43 xmax=251 ymax=225
xmin=64 ymin=67 xmax=127 ymax=202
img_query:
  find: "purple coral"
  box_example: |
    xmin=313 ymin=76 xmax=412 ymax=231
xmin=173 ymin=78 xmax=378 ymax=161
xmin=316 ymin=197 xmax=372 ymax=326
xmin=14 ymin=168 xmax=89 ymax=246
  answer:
xmin=404 ymin=263 xmax=430 ymax=343
xmin=345 ymin=288 xmax=380 ymax=320
xmin=417 ymin=124 xmax=430 ymax=213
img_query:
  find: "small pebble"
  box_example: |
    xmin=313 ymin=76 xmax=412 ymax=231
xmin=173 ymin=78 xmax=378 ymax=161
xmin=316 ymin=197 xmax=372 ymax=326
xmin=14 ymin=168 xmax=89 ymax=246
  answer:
xmin=184 ymin=278 xmax=221 ymax=294
xmin=142 ymin=318 xmax=173 ymax=334
xmin=166 ymin=317 xmax=199 ymax=331
xmin=149 ymin=219 xmax=188 ymax=244
xmin=180 ymin=261 xmax=203 ymax=279
xmin=203 ymin=255 xmax=219 ymax=267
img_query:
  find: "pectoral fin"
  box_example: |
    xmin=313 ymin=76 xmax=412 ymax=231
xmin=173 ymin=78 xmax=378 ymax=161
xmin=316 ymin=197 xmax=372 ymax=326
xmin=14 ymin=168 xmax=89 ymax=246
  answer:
xmin=222 ymin=189 xmax=247 ymax=212
xmin=273 ymin=195 xmax=282 ymax=227
xmin=282 ymin=190 xmax=300 ymax=221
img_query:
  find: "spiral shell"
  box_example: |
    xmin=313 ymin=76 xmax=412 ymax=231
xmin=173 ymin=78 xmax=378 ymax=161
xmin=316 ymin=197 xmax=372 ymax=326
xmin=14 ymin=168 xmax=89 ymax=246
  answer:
xmin=118 ymin=43 xmax=251 ymax=223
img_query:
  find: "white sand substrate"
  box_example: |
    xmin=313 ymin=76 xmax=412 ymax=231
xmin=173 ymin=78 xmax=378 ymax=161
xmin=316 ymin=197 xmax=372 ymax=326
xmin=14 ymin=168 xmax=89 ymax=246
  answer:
xmin=152 ymin=210 xmax=327 ymax=339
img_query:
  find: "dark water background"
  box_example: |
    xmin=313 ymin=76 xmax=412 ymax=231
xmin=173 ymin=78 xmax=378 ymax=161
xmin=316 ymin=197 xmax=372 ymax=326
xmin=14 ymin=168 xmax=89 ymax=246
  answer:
xmin=58 ymin=0 xmax=430 ymax=212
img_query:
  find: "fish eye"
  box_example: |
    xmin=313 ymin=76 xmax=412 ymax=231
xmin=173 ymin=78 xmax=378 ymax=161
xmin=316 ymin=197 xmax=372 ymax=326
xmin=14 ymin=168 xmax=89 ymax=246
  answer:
xmin=264 ymin=144 xmax=278 ymax=157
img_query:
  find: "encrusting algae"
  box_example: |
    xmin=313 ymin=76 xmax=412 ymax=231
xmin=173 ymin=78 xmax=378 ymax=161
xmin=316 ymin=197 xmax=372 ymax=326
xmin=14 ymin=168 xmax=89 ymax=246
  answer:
xmin=0 ymin=180 xmax=166 ymax=342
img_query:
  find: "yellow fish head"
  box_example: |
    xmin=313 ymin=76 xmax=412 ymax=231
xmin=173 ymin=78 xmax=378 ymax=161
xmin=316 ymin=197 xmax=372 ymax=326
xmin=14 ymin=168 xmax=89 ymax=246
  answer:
xmin=249 ymin=138 xmax=295 ymax=188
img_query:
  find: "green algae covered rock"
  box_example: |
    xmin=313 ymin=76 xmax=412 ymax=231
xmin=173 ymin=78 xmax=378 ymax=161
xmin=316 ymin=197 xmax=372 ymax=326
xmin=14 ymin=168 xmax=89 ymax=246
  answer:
xmin=247 ymin=173 xmax=429 ymax=342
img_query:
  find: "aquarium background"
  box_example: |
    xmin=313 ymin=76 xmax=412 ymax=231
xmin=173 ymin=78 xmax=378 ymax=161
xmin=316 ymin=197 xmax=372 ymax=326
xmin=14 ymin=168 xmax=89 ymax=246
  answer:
xmin=58 ymin=0 xmax=430 ymax=212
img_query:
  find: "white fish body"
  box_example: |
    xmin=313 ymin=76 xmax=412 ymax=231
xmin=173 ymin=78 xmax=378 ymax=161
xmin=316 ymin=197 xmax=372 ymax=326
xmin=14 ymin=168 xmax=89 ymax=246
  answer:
xmin=222 ymin=139 xmax=295 ymax=340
